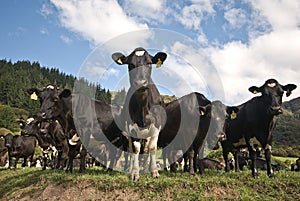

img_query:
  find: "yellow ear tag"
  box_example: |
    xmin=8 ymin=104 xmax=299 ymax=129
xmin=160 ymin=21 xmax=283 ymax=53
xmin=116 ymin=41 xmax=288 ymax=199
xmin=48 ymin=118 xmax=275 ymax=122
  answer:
xmin=199 ymin=110 xmax=205 ymax=116
xmin=156 ymin=58 xmax=162 ymax=68
xmin=286 ymin=90 xmax=291 ymax=96
xmin=230 ymin=111 xmax=237 ymax=120
xmin=253 ymin=90 xmax=258 ymax=94
xmin=30 ymin=92 xmax=38 ymax=100
xmin=117 ymin=58 xmax=123 ymax=64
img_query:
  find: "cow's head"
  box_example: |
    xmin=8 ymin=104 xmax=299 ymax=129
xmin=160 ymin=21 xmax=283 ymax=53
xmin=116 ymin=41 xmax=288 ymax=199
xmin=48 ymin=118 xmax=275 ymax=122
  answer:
xmin=206 ymin=101 xmax=239 ymax=146
xmin=4 ymin=133 xmax=14 ymax=149
xmin=21 ymin=117 xmax=39 ymax=136
xmin=211 ymin=101 xmax=239 ymax=141
xmin=249 ymin=79 xmax=297 ymax=115
xmin=112 ymin=47 xmax=167 ymax=91
xmin=28 ymin=85 xmax=67 ymax=120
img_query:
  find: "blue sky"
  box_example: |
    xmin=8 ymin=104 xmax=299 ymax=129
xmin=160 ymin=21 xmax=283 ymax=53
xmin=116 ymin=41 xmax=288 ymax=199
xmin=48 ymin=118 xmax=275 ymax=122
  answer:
xmin=1 ymin=0 xmax=300 ymax=105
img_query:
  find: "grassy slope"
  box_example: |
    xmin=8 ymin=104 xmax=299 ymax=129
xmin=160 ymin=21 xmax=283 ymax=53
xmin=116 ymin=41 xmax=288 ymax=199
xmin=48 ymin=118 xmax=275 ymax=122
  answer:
xmin=0 ymin=167 xmax=299 ymax=201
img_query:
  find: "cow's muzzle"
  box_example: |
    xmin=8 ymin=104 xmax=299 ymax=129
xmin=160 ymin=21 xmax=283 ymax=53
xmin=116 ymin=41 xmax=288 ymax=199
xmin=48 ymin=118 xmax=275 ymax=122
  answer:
xmin=270 ymin=106 xmax=282 ymax=115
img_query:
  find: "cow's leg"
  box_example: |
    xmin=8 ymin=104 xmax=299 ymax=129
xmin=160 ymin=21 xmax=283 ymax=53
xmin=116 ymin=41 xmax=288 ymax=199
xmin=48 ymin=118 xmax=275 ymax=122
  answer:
xmin=148 ymin=135 xmax=159 ymax=178
xmin=183 ymin=153 xmax=188 ymax=172
xmin=8 ymin=155 xmax=13 ymax=169
xmin=60 ymin=143 xmax=69 ymax=170
xmin=42 ymin=151 xmax=48 ymax=170
xmin=265 ymin=145 xmax=274 ymax=178
xmin=222 ymin=150 xmax=230 ymax=172
xmin=79 ymin=146 xmax=87 ymax=173
xmin=162 ymin=148 xmax=168 ymax=171
xmin=169 ymin=150 xmax=178 ymax=172
xmin=248 ymin=146 xmax=258 ymax=178
xmin=198 ymin=158 xmax=205 ymax=174
xmin=131 ymin=141 xmax=140 ymax=181
xmin=14 ymin=157 xmax=19 ymax=170
xmin=66 ymin=146 xmax=76 ymax=173
xmin=234 ymin=151 xmax=240 ymax=172
xmin=188 ymin=148 xmax=195 ymax=175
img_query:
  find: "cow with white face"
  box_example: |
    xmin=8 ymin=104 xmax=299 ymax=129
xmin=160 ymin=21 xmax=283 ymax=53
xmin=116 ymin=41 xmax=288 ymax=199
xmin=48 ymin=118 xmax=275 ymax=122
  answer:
xmin=112 ymin=47 xmax=167 ymax=181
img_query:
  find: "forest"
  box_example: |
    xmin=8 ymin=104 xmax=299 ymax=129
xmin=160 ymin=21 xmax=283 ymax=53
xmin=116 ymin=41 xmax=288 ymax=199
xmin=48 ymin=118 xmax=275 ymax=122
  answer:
xmin=0 ymin=59 xmax=299 ymax=156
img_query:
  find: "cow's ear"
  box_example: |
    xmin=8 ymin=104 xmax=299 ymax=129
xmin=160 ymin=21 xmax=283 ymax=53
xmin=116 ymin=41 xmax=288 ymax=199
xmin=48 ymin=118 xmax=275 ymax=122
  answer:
xmin=282 ymin=84 xmax=297 ymax=97
xmin=249 ymin=86 xmax=261 ymax=94
xmin=198 ymin=104 xmax=211 ymax=116
xmin=59 ymin=89 xmax=71 ymax=98
xmin=227 ymin=106 xmax=239 ymax=120
xmin=112 ymin=52 xmax=127 ymax=65
xmin=152 ymin=52 xmax=167 ymax=68
xmin=27 ymin=88 xmax=40 ymax=100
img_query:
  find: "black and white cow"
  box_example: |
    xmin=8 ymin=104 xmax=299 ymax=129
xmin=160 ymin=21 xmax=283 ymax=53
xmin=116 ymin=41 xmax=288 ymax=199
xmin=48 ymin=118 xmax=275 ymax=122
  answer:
xmin=28 ymin=85 xmax=126 ymax=173
xmin=21 ymin=117 xmax=69 ymax=170
xmin=112 ymin=47 xmax=167 ymax=181
xmin=221 ymin=79 xmax=297 ymax=178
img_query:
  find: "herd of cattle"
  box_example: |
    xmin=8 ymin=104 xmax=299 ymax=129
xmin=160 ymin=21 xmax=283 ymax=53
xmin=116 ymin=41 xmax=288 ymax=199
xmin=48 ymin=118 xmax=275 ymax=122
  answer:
xmin=0 ymin=47 xmax=299 ymax=181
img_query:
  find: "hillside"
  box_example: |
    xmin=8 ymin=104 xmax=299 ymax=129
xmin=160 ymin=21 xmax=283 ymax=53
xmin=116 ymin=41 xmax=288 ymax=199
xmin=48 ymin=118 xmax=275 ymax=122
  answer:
xmin=1 ymin=167 xmax=300 ymax=201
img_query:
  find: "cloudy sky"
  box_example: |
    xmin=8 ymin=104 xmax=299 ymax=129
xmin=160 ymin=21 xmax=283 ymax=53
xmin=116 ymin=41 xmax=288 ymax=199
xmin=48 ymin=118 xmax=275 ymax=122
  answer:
xmin=1 ymin=0 xmax=300 ymax=105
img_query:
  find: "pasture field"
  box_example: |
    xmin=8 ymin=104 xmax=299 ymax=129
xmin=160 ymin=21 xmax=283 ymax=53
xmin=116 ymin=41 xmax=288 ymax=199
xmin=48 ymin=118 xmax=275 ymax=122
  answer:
xmin=0 ymin=166 xmax=299 ymax=201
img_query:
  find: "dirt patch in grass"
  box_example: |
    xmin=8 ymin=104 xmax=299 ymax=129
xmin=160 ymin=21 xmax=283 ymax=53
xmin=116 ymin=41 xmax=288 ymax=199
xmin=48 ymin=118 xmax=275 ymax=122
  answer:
xmin=3 ymin=181 xmax=143 ymax=201
xmin=203 ymin=186 xmax=239 ymax=200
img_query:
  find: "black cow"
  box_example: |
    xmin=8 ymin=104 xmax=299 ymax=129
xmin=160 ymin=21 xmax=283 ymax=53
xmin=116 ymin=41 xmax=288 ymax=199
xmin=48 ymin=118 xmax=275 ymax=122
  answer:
xmin=221 ymin=79 xmax=296 ymax=178
xmin=28 ymin=85 xmax=126 ymax=173
xmin=158 ymin=92 xmax=238 ymax=175
xmin=3 ymin=133 xmax=36 ymax=170
xmin=291 ymin=158 xmax=300 ymax=171
xmin=196 ymin=158 xmax=225 ymax=171
xmin=21 ymin=117 xmax=69 ymax=170
xmin=112 ymin=47 xmax=167 ymax=181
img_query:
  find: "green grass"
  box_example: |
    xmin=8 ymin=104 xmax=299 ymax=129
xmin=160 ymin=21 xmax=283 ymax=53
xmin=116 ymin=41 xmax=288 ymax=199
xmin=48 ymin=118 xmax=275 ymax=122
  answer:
xmin=0 ymin=166 xmax=299 ymax=201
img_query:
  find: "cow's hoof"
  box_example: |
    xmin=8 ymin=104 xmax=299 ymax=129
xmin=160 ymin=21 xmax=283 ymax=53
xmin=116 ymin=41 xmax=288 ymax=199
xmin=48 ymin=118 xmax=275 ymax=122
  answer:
xmin=268 ymin=173 xmax=275 ymax=178
xmin=131 ymin=170 xmax=139 ymax=181
xmin=152 ymin=170 xmax=160 ymax=178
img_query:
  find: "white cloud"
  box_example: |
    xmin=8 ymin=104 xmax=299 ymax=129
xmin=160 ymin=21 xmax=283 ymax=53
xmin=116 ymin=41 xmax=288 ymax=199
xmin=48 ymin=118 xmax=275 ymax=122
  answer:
xmin=209 ymin=29 xmax=300 ymax=105
xmin=39 ymin=3 xmax=54 ymax=18
xmin=247 ymin=0 xmax=300 ymax=31
xmin=174 ymin=1 xmax=215 ymax=31
xmin=121 ymin=0 xmax=168 ymax=24
xmin=50 ymin=0 xmax=148 ymax=45
xmin=40 ymin=27 xmax=49 ymax=35
xmin=224 ymin=8 xmax=247 ymax=29
xmin=60 ymin=35 xmax=72 ymax=44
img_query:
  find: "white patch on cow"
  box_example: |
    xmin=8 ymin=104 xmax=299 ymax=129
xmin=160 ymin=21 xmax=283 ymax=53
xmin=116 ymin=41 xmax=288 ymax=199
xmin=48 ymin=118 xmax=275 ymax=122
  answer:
xmin=129 ymin=123 xmax=161 ymax=139
xmin=51 ymin=146 xmax=58 ymax=157
xmin=133 ymin=141 xmax=141 ymax=154
xmin=36 ymin=160 xmax=42 ymax=168
xmin=267 ymin=82 xmax=276 ymax=88
xmin=69 ymin=134 xmax=80 ymax=146
xmin=26 ymin=117 xmax=35 ymax=125
xmin=46 ymin=85 xmax=55 ymax=89
xmin=5 ymin=161 xmax=9 ymax=168
xmin=135 ymin=50 xmax=145 ymax=56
